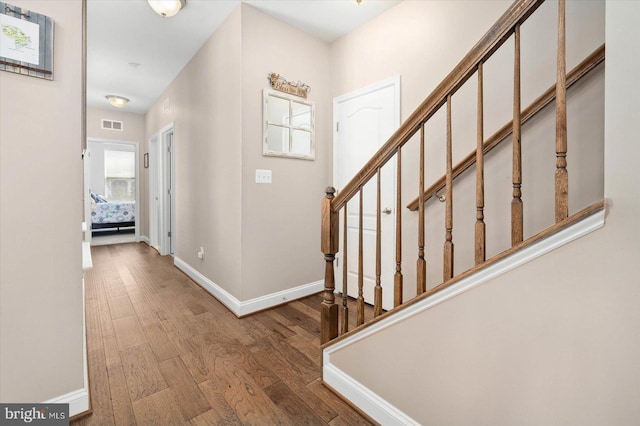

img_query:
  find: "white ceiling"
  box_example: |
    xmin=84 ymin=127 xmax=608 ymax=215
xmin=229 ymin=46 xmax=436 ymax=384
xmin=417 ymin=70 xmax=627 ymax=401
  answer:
xmin=87 ymin=0 xmax=402 ymax=114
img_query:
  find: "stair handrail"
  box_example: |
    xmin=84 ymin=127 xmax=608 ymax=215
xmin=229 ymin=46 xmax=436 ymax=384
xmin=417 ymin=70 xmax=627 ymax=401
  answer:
xmin=320 ymin=0 xmax=589 ymax=345
xmin=406 ymin=44 xmax=605 ymax=210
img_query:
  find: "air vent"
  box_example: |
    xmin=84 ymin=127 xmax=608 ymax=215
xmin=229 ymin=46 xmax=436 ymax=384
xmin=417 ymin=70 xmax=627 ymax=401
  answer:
xmin=101 ymin=119 xmax=124 ymax=131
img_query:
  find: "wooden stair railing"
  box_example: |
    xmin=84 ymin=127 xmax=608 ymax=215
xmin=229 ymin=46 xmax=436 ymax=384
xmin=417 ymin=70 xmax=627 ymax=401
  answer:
xmin=320 ymin=0 xmax=604 ymax=345
xmin=406 ymin=44 xmax=605 ymax=212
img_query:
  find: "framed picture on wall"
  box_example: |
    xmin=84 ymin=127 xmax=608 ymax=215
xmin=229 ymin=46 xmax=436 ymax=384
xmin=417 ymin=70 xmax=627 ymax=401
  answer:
xmin=0 ymin=2 xmax=54 ymax=80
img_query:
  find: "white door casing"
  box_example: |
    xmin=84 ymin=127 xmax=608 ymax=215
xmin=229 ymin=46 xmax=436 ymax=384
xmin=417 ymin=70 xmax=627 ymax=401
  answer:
xmin=83 ymin=147 xmax=92 ymax=243
xmin=153 ymin=123 xmax=176 ymax=256
xmin=165 ymin=130 xmax=175 ymax=255
xmin=149 ymin=134 xmax=160 ymax=250
xmin=333 ymin=76 xmax=401 ymax=311
xmin=85 ymin=138 xmax=140 ymax=242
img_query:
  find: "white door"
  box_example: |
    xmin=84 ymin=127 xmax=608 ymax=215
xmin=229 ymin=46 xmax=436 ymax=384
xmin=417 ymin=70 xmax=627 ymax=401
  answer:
xmin=334 ymin=77 xmax=400 ymax=311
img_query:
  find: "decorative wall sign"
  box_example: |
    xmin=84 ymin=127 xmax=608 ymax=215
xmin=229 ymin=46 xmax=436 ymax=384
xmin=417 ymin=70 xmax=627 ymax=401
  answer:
xmin=268 ymin=73 xmax=310 ymax=99
xmin=0 ymin=2 xmax=54 ymax=80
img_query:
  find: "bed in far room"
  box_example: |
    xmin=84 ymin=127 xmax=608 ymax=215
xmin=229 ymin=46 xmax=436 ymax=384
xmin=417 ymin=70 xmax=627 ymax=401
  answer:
xmin=90 ymin=192 xmax=135 ymax=234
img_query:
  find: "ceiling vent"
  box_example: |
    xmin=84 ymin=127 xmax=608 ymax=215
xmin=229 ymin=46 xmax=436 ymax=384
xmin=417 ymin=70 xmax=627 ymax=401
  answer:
xmin=101 ymin=119 xmax=124 ymax=131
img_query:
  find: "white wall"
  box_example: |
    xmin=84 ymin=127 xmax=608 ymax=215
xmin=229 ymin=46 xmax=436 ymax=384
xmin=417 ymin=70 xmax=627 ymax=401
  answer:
xmin=0 ymin=0 xmax=85 ymax=403
xmin=239 ymin=4 xmax=330 ymax=300
xmin=145 ymin=6 xmax=244 ymax=297
xmin=329 ymin=2 xmax=640 ymax=424
xmin=144 ymin=4 xmax=330 ymax=303
xmin=87 ymin=106 xmax=145 ymax=142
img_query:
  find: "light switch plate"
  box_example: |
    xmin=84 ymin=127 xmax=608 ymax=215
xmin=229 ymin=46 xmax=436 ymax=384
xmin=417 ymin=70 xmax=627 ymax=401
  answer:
xmin=256 ymin=169 xmax=272 ymax=184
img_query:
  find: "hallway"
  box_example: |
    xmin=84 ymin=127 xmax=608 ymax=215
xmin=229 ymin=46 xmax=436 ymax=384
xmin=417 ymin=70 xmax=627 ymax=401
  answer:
xmin=74 ymin=243 xmax=371 ymax=425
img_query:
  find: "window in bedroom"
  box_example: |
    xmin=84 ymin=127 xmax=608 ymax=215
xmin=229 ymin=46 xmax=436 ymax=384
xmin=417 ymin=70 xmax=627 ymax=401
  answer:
xmin=104 ymin=149 xmax=135 ymax=202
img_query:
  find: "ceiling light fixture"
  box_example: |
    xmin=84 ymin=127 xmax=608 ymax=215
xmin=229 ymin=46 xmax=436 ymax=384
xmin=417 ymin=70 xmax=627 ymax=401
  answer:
xmin=147 ymin=0 xmax=186 ymax=18
xmin=105 ymin=95 xmax=130 ymax=108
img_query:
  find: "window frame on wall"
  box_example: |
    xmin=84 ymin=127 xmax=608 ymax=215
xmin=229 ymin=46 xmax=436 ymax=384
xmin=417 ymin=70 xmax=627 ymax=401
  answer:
xmin=104 ymin=148 xmax=136 ymax=202
xmin=263 ymin=89 xmax=315 ymax=160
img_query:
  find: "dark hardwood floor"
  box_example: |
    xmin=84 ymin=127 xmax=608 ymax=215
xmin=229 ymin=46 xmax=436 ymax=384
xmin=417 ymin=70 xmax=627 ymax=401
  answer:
xmin=73 ymin=242 xmax=372 ymax=426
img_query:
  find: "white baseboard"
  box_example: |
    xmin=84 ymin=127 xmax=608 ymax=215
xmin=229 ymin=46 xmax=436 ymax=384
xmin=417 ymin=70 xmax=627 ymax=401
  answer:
xmin=324 ymin=364 xmax=420 ymax=426
xmin=139 ymin=235 xmax=150 ymax=245
xmin=323 ymin=207 xmax=605 ymax=424
xmin=44 ymin=388 xmax=89 ymax=417
xmin=173 ymin=257 xmax=323 ymax=317
xmin=81 ymin=277 xmax=89 ymax=417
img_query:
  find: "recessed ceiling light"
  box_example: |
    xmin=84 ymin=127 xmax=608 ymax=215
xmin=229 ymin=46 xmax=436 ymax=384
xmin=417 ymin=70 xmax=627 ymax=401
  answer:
xmin=105 ymin=95 xmax=130 ymax=108
xmin=147 ymin=0 xmax=186 ymax=18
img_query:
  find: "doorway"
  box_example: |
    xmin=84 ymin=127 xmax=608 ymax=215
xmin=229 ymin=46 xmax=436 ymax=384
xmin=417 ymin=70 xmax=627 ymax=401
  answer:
xmin=149 ymin=123 xmax=176 ymax=256
xmin=85 ymin=139 xmax=140 ymax=246
xmin=333 ymin=76 xmax=401 ymax=311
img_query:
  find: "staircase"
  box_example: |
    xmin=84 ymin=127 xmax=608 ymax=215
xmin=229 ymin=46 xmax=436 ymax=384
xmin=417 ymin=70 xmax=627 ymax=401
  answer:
xmin=320 ymin=0 xmax=605 ymax=420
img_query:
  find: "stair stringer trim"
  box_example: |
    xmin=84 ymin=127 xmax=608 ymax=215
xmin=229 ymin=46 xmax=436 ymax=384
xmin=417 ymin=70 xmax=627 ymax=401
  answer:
xmin=323 ymin=207 xmax=605 ymax=425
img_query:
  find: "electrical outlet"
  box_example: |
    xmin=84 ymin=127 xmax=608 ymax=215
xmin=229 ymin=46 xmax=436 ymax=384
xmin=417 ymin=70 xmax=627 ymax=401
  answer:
xmin=197 ymin=246 xmax=205 ymax=259
xmin=255 ymin=169 xmax=272 ymax=184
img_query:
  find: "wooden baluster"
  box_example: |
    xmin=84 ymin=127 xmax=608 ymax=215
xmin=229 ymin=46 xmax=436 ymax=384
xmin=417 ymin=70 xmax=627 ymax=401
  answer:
xmin=512 ymin=24 xmax=524 ymax=246
xmin=321 ymin=187 xmax=339 ymax=344
xmin=417 ymin=124 xmax=426 ymax=295
xmin=394 ymin=147 xmax=403 ymax=307
xmin=341 ymin=206 xmax=348 ymax=334
xmin=357 ymin=187 xmax=365 ymax=326
xmin=443 ymin=95 xmax=454 ymax=281
xmin=374 ymin=169 xmax=383 ymax=317
xmin=475 ymin=62 xmax=486 ymax=264
xmin=555 ymin=0 xmax=568 ymax=222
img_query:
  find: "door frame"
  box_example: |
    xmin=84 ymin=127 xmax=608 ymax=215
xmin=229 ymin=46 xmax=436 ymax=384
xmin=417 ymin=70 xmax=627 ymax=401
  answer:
xmin=151 ymin=122 xmax=176 ymax=256
xmin=84 ymin=138 xmax=140 ymax=243
xmin=83 ymin=145 xmax=92 ymax=243
xmin=148 ymin=133 xmax=160 ymax=251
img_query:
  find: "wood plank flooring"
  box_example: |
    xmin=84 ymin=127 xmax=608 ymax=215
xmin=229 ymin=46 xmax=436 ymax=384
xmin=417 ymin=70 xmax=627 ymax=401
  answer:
xmin=73 ymin=243 xmax=372 ymax=426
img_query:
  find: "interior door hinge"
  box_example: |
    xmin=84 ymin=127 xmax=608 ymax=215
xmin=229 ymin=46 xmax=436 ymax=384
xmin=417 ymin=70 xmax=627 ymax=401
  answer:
xmin=336 ymin=122 xmax=339 ymax=132
xmin=168 ymin=231 xmax=172 ymax=237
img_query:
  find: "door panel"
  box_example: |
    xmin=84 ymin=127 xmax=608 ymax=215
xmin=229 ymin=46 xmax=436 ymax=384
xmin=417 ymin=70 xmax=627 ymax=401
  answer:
xmin=334 ymin=78 xmax=400 ymax=311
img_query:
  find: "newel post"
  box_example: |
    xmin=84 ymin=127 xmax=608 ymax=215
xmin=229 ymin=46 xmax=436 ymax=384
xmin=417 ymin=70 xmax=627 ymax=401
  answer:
xmin=321 ymin=187 xmax=339 ymax=344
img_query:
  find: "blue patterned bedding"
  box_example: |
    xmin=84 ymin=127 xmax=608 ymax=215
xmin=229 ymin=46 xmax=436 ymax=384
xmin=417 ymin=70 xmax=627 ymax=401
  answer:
xmin=91 ymin=202 xmax=135 ymax=224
